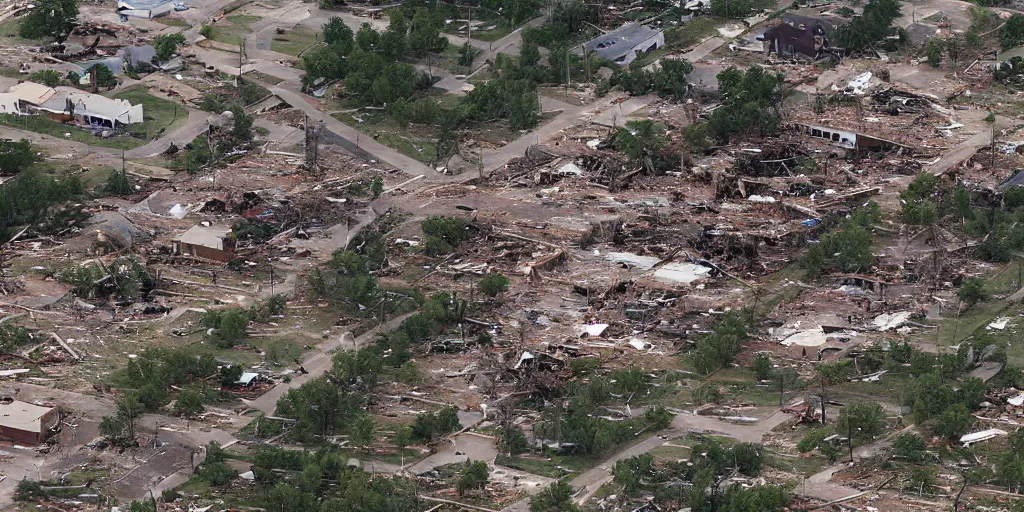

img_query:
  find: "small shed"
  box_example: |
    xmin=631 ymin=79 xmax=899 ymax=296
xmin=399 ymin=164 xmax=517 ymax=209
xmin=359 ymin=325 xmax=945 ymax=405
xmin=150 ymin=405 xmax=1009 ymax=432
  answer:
xmin=0 ymin=399 xmax=59 ymax=445
xmin=174 ymin=225 xmax=235 ymax=262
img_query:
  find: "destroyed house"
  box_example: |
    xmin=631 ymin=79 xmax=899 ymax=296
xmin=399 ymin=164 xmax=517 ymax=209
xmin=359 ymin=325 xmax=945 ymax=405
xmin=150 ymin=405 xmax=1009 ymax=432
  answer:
xmin=174 ymin=225 xmax=235 ymax=262
xmin=576 ymin=23 xmax=664 ymax=65
xmin=7 ymin=82 xmax=56 ymax=113
xmin=117 ymin=0 xmax=174 ymax=18
xmin=0 ymin=399 xmax=58 ymax=445
xmin=760 ymin=16 xmax=832 ymax=59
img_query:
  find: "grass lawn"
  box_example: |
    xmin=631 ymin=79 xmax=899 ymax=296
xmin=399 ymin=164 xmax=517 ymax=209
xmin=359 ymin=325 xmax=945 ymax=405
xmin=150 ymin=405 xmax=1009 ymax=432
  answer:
xmin=332 ymin=111 xmax=439 ymax=164
xmin=243 ymin=70 xmax=283 ymax=85
xmin=154 ymin=17 xmax=191 ymax=28
xmin=0 ymin=114 xmax=145 ymax=150
xmin=270 ymin=25 xmax=320 ymax=57
xmin=112 ymin=85 xmax=189 ymax=141
xmin=631 ymin=17 xmax=724 ymax=68
xmin=436 ymin=44 xmax=474 ymax=76
xmin=496 ymin=452 xmax=603 ymax=479
xmin=0 ymin=16 xmax=44 ymax=46
xmin=915 ymin=258 xmax=1023 ymax=348
xmin=209 ymin=15 xmax=261 ymax=47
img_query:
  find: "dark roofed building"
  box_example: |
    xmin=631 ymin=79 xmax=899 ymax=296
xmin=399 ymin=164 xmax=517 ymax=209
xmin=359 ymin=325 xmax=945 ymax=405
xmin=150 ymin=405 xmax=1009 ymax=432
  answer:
xmin=760 ymin=15 xmax=834 ymax=59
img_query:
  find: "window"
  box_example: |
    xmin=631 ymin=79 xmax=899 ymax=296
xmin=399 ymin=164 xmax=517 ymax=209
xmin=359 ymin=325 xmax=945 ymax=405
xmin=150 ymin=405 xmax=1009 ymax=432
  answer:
xmin=812 ymin=129 xmax=822 ymax=137
xmin=832 ymin=132 xmax=840 ymax=141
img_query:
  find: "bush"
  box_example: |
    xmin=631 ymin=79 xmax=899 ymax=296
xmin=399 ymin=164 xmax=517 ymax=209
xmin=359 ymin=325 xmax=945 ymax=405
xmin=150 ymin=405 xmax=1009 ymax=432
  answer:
xmin=174 ymin=389 xmax=205 ymax=418
xmin=456 ymin=460 xmax=489 ymax=496
xmin=836 ymin=402 xmax=885 ymax=441
xmin=925 ymin=38 xmax=943 ymax=67
xmin=478 ymin=273 xmax=510 ymax=297
xmin=0 ymin=138 xmax=38 ymax=175
xmin=421 ymin=216 xmax=470 ymax=256
xmin=199 ymin=24 xmax=213 ymax=38
xmin=497 ymin=425 xmax=529 ymax=455
xmin=103 ymin=169 xmax=132 ymax=197
xmin=203 ymin=308 xmax=249 ymax=348
xmin=958 ymin=277 xmax=988 ymax=308
xmin=198 ymin=461 xmax=237 ymax=486
xmin=691 ymin=311 xmax=750 ymax=374
xmin=892 ymin=432 xmax=928 ymax=462
xmin=753 ymin=353 xmax=773 ymax=381
xmin=933 ymin=403 xmax=974 ymax=440
xmin=30 ymin=70 xmax=63 ymax=87
xmin=1004 ymin=14 xmax=1024 ymax=49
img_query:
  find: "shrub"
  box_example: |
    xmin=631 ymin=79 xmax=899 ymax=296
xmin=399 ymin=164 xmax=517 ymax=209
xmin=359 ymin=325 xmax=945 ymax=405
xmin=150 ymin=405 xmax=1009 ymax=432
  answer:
xmin=456 ymin=460 xmax=489 ymax=496
xmin=957 ymin=277 xmax=988 ymax=308
xmin=173 ymin=389 xmax=205 ymax=417
xmin=892 ymin=432 xmax=928 ymax=462
xmin=421 ymin=216 xmax=469 ymax=256
xmin=478 ymin=273 xmax=510 ymax=297
xmin=199 ymin=24 xmax=213 ymax=38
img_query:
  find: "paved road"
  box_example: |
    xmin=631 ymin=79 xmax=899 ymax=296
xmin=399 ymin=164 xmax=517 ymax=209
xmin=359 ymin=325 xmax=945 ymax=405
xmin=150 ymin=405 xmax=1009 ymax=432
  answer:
xmin=245 ymin=312 xmax=416 ymax=414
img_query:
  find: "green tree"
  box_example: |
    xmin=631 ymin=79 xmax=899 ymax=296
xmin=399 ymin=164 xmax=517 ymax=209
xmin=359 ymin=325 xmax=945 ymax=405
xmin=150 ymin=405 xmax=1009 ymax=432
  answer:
xmin=230 ymin=103 xmax=254 ymax=141
xmin=274 ymin=377 xmax=362 ymax=441
xmin=837 ymin=402 xmax=885 ymax=442
xmin=19 ymin=0 xmax=78 ymax=40
xmin=691 ymin=310 xmax=750 ymax=374
xmin=100 ymin=392 xmax=144 ymax=443
xmin=892 ymin=432 xmax=928 ymax=462
xmin=925 ymin=38 xmax=943 ymax=67
xmin=753 ymin=353 xmax=773 ymax=381
xmin=614 ymin=120 xmax=666 ymax=164
xmin=997 ymin=429 xmax=1024 ymax=492
xmin=613 ymin=453 xmax=654 ymax=497
xmin=103 ymin=169 xmax=132 ymax=196
xmin=173 ymin=389 xmax=204 ymax=418
xmin=350 ymin=415 xmax=377 ymax=450
xmin=530 ymin=481 xmax=580 ymax=512
xmin=835 ymin=0 xmax=901 ymax=53
xmin=456 ymin=460 xmax=490 ymax=496
xmin=706 ymin=66 xmax=784 ymax=142
xmin=520 ymin=42 xmax=541 ymax=67
xmin=371 ymin=176 xmax=384 ymax=198
xmin=816 ymin=360 xmax=854 ymax=423
xmin=153 ymin=33 xmax=185 ymax=61
xmin=0 ymin=139 xmax=37 ymax=174
xmin=203 ymin=308 xmax=249 ymax=348
xmin=323 ymin=16 xmax=354 ymax=48
xmin=407 ymin=7 xmax=447 ymax=58
xmin=933 ymin=403 xmax=974 ymax=440
xmin=1004 ymin=14 xmax=1024 ymax=49
xmin=497 ymin=424 xmax=529 ymax=455
xmin=958 ymin=277 xmax=988 ymax=308
xmin=30 ymin=70 xmax=63 ymax=87
xmin=478 ymin=273 xmax=510 ymax=297
xmin=91 ymin=64 xmax=117 ymax=89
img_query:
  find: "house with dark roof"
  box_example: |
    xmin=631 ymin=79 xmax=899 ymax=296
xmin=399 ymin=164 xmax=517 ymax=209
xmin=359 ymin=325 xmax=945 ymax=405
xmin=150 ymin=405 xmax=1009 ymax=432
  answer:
xmin=759 ymin=15 xmax=835 ymax=59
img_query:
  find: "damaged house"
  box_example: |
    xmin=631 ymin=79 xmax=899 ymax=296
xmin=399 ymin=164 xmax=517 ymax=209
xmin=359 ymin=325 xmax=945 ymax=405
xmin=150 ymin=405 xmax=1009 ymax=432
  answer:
xmin=760 ymin=15 xmax=835 ymax=59
xmin=117 ymin=0 xmax=175 ymax=19
xmin=575 ymin=23 xmax=664 ymax=65
xmin=0 ymin=399 xmax=59 ymax=445
xmin=173 ymin=224 xmax=235 ymax=262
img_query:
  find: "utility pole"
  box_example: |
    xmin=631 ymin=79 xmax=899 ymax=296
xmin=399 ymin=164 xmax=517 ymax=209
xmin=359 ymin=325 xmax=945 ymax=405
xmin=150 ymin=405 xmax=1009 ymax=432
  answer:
xmin=238 ymin=40 xmax=247 ymax=86
xmin=467 ymin=6 xmax=472 ymax=42
xmin=565 ymin=48 xmax=570 ymax=98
